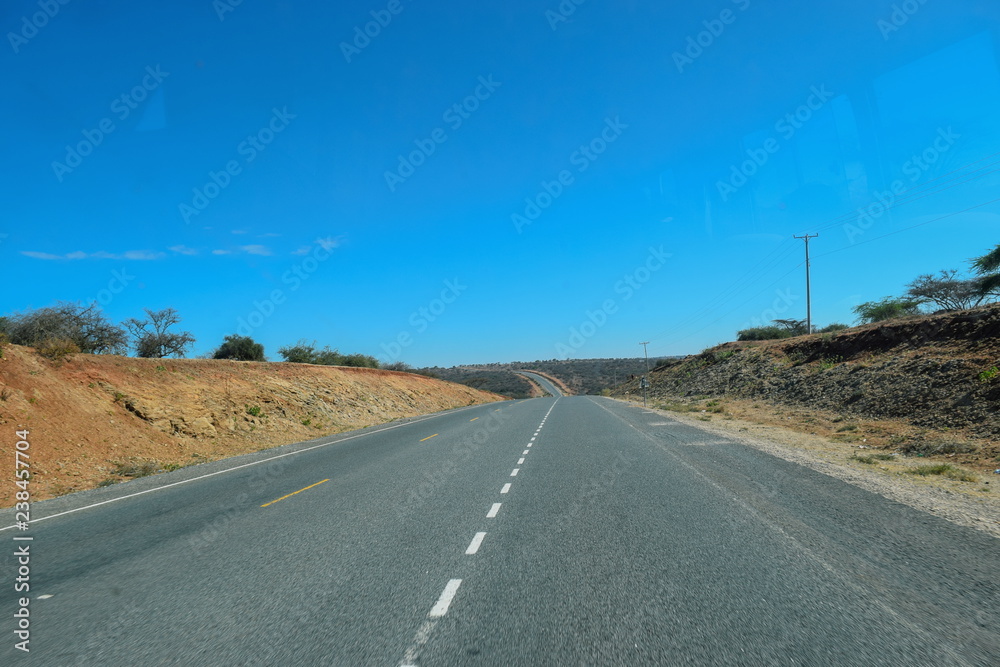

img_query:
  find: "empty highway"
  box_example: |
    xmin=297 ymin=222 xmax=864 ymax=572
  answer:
xmin=3 ymin=396 xmax=997 ymax=665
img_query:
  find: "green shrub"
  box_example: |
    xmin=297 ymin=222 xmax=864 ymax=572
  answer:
xmin=246 ymin=405 xmax=263 ymax=417
xmin=852 ymin=297 xmax=922 ymax=324
xmin=818 ymin=355 xmax=843 ymax=371
xmin=978 ymin=366 xmax=999 ymax=383
xmin=213 ymin=334 xmax=265 ymax=361
xmin=737 ymin=326 xmax=793 ymax=341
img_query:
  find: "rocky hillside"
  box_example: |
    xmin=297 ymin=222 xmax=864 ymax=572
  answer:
xmin=618 ymin=304 xmax=1000 ymax=468
xmin=0 ymin=345 xmax=504 ymax=505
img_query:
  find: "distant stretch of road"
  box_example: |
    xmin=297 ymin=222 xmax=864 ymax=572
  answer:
xmin=2 ymin=397 xmax=997 ymax=665
xmin=516 ymin=371 xmax=564 ymax=397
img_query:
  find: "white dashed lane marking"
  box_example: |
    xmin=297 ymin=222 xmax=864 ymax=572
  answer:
xmin=510 ymin=468 xmax=519 ymax=477
xmin=466 ymin=532 xmax=487 ymax=555
xmin=517 ymin=458 xmax=525 ymax=465
xmin=429 ymin=579 xmax=463 ymax=617
xmin=501 ymin=483 xmax=511 ymax=494
xmin=487 ymin=503 xmax=502 ymax=518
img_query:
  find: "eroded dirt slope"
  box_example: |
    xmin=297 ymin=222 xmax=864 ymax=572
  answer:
xmin=0 ymin=345 xmax=503 ymax=505
xmin=619 ymin=304 xmax=1000 ymax=471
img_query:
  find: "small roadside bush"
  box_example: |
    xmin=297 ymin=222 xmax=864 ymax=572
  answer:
xmin=213 ymin=334 xmax=265 ymax=361
xmin=906 ymin=464 xmax=978 ymax=482
xmin=737 ymin=326 xmax=793 ymax=341
xmin=110 ymin=458 xmax=159 ymax=478
xmin=37 ymin=337 xmax=80 ymax=361
xmin=852 ymin=297 xmax=922 ymax=324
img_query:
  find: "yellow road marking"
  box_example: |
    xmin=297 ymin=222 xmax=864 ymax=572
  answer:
xmin=261 ymin=479 xmax=330 ymax=507
xmin=420 ymin=434 xmax=439 ymax=442
xmin=470 ymin=417 xmax=479 ymax=422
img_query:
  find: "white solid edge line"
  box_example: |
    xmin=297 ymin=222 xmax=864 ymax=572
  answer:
xmin=517 ymin=458 xmax=525 ymax=464
xmin=429 ymin=579 xmax=463 ymax=617
xmin=500 ymin=483 xmax=511 ymax=494
xmin=0 ymin=404 xmax=487 ymax=532
xmin=465 ymin=532 xmax=487 ymax=555
xmin=487 ymin=503 xmax=502 ymax=518
xmin=510 ymin=468 xmax=519 ymax=476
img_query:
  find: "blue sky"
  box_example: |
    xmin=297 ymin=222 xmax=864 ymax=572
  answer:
xmin=4 ymin=0 xmax=1000 ymax=366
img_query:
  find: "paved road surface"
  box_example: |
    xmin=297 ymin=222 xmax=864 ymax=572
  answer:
xmin=516 ymin=371 xmax=564 ymax=397
xmin=2 ymin=397 xmax=997 ymax=665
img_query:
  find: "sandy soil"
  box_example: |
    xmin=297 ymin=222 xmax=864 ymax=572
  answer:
xmin=620 ymin=396 xmax=1000 ymax=539
xmin=0 ymin=344 xmax=503 ymax=506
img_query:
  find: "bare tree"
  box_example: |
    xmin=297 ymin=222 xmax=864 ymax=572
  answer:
xmin=125 ymin=308 xmax=195 ymax=358
xmin=4 ymin=302 xmax=127 ymax=354
xmin=905 ymin=270 xmax=991 ymax=311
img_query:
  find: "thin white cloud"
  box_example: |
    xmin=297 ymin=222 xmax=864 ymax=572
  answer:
xmin=169 ymin=245 xmax=198 ymax=256
xmin=257 ymin=232 xmax=281 ymax=238
xmin=240 ymin=245 xmax=272 ymax=256
xmin=231 ymin=229 xmax=248 ymax=235
xmin=291 ymin=246 xmax=311 ymax=255
xmin=124 ymin=250 xmax=165 ymax=260
xmin=212 ymin=249 xmax=231 ymax=255
xmin=21 ymin=249 xmax=163 ymax=261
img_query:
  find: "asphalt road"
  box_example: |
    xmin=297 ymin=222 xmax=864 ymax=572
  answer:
xmin=516 ymin=371 xmax=564 ymax=397
xmin=2 ymin=396 xmax=997 ymax=665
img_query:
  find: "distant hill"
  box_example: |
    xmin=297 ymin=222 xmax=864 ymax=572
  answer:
xmin=420 ymin=357 xmax=678 ymax=398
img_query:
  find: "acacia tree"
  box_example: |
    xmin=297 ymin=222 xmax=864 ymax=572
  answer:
xmin=972 ymin=243 xmax=1000 ymax=297
xmin=905 ymin=269 xmax=990 ymax=311
xmin=125 ymin=308 xmax=195 ymax=358
xmin=852 ymin=297 xmax=922 ymax=324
